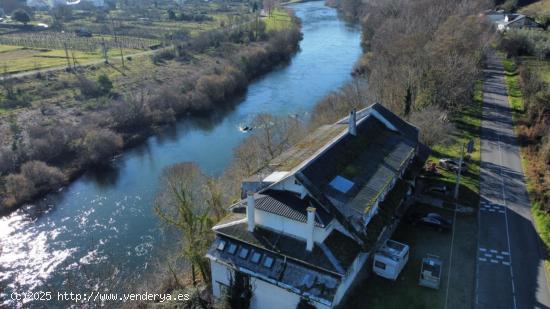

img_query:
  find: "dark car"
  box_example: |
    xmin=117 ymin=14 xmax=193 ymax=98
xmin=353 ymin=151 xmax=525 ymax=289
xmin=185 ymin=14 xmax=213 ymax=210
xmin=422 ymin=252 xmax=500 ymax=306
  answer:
xmin=439 ymin=158 xmax=467 ymax=173
xmin=408 ymin=212 xmax=452 ymax=231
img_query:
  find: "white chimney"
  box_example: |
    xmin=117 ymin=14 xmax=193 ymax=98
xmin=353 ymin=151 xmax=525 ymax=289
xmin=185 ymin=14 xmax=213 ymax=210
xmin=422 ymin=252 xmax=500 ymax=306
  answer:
xmin=247 ymin=192 xmax=255 ymax=232
xmin=348 ymin=109 xmax=357 ymax=136
xmin=306 ymin=207 xmax=316 ymax=252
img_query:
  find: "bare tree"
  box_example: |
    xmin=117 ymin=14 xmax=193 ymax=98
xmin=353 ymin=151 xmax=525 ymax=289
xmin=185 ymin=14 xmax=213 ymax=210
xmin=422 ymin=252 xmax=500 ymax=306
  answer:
xmin=155 ymin=163 xmax=215 ymax=286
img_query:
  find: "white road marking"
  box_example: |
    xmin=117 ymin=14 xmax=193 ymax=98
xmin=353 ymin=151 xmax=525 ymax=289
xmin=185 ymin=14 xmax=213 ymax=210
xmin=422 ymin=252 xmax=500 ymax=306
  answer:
xmin=496 ymin=255 xmax=504 ymax=259
xmin=479 ymin=248 xmax=487 ymax=252
xmin=497 ymin=122 xmax=517 ymax=309
xmin=490 ymin=249 xmax=498 ymax=253
xmin=503 ymin=261 xmax=511 ymax=266
xmin=485 ymin=253 xmax=492 ymax=257
xmin=479 ymin=258 xmax=487 ymax=262
xmin=502 ymin=251 xmax=510 ymax=256
xmin=491 ymin=259 xmax=499 ymax=263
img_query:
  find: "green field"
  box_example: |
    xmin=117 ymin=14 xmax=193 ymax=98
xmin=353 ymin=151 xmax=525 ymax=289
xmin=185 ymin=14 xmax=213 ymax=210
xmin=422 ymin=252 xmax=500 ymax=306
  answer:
xmin=0 ymin=44 xmax=139 ymax=74
xmin=264 ymin=9 xmax=293 ymax=32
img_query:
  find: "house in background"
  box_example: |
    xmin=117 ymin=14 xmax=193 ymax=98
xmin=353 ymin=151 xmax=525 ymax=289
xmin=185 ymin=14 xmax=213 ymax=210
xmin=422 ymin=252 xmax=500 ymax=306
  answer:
xmin=26 ymin=0 xmax=105 ymax=8
xmin=207 ymin=103 xmax=428 ymax=308
xmin=485 ymin=11 xmax=541 ymax=31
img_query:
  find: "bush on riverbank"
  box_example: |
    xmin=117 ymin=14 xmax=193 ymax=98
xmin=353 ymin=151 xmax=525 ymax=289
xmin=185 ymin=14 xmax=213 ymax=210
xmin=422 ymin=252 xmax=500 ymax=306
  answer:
xmin=3 ymin=161 xmax=66 ymax=208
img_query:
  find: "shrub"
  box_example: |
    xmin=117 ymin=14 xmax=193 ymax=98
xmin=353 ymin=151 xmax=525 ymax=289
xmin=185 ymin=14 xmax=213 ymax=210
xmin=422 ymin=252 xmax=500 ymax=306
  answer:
xmin=82 ymin=129 xmax=123 ymax=164
xmin=97 ymin=74 xmax=113 ymax=95
xmin=152 ymin=48 xmax=176 ymax=64
xmin=541 ymin=138 xmax=550 ymax=165
xmin=4 ymin=174 xmax=34 ymax=206
xmin=20 ymin=160 xmax=66 ymax=191
xmin=77 ymin=75 xmax=102 ymax=98
xmin=110 ymin=93 xmax=152 ymax=131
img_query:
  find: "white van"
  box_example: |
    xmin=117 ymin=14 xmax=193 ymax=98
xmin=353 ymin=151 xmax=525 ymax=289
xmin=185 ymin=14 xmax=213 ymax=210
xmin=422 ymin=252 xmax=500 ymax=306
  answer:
xmin=373 ymin=239 xmax=409 ymax=280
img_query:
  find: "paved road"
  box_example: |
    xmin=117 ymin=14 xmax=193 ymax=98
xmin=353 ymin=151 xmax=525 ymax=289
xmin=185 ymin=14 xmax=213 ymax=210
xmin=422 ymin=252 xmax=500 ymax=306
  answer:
xmin=475 ymin=52 xmax=550 ymax=309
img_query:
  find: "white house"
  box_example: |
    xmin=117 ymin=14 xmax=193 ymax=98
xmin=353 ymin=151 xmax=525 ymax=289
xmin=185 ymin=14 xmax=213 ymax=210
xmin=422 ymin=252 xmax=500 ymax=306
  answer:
xmin=485 ymin=11 xmax=541 ymax=31
xmin=26 ymin=0 xmax=105 ymax=8
xmin=207 ymin=103 xmax=426 ymax=309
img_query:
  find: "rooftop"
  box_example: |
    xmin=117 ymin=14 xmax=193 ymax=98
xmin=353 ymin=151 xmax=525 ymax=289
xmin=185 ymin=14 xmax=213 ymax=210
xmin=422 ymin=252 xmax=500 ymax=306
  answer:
xmin=299 ymin=109 xmax=417 ymax=215
xmin=213 ymin=221 xmax=360 ymax=275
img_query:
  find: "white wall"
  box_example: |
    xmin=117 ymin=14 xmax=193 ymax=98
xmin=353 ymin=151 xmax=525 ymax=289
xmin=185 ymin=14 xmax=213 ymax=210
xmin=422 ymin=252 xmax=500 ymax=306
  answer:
xmin=211 ymin=260 xmax=233 ymax=298
xmin=250 ymin=278 xmax=331 ymax=309
xmin=254 ymin=208 xmax=333 ymax=244
xmin=332 ymin=251 xmax=370 ymax=306
xmin=271 ymin=176 xmax=307 ymax=198
xmin=211 ymin=259 xmax=331 ymax=309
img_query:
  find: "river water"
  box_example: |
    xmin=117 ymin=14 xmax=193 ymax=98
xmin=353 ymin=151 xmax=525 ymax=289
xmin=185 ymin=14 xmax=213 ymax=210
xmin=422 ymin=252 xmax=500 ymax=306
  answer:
xmin=0 ymin=1 xmax=361 ymax=307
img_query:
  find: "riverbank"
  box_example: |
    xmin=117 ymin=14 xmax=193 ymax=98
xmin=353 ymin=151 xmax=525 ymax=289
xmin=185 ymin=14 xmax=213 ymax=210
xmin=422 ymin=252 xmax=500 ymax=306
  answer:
xmin=0 ymin=10 xmax=301 ymax=215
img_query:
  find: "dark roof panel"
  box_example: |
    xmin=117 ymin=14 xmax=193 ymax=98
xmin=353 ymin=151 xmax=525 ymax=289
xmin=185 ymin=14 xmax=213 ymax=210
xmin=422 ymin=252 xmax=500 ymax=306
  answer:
xmin=255 ymin=190 xmax=333 ymax=227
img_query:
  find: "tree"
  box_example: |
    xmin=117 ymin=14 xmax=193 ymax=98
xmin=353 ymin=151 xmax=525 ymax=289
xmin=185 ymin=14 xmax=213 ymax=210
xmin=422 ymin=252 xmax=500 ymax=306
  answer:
xmin=12 ymin=9 xmax=30 ymax=25
xmin=50 ymin=5 xmax=73 ymax=30
xmin=167 ymin=9 xmax=176 ymax=20
xmin=97 ymin=74 xmax=113 ymax=95
xmin=155 ymin=163 xmax=216 ymax=286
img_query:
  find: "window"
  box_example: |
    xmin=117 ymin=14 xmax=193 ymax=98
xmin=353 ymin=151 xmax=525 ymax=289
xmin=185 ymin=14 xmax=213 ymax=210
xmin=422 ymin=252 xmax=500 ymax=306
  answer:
xmin=238 ymin=247 xmax=250 ymax=259
xmin=227 ymin=243 xmax=237 ymax=255
xmin=217 ymin=240 xmax=226 ymax=251
xmin=263 ymin=256 xmax=274 ymax=268
xmin=329 ymin=175 xmax=354 ymax=194
xmin=217 ymin=282 xmax=229 ymax=296
xmin=250 ymin=251 xmax=262 ymax=264
xmin=374 ymin=261 xmax=386 ymax=270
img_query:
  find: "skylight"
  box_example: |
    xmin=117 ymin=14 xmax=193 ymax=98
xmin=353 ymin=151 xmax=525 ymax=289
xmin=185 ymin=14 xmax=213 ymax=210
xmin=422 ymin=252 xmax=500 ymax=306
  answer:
xmin=217 ymin=240 xmax=226 ymax=251
xmin=238 ymin=247 xmax=250 ymax=259
xmin=227 ymin=243 xmax=237 ymax=255
xmin=329 ymin=175 xmax=355 ymax=193
xmin=250 ymin=251 xmax=262 ymax=264
xmin=263 ymin=256 xmax=274 ymax=269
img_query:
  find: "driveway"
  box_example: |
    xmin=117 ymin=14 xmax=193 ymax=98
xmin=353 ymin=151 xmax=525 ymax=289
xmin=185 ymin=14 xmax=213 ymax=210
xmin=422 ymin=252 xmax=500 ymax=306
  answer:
xmin=476 ymin=51 xmax=550 ymax=309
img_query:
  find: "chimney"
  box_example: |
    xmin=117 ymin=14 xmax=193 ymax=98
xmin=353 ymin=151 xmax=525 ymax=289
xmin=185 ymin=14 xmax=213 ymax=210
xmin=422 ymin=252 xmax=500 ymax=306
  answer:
xmin=348 ymin=109 xmax=357 ymax=136
xmin=306 ymin=207 xmax=316 ymax=252
xmin=247 ymin=192 xmax=255 ymax=232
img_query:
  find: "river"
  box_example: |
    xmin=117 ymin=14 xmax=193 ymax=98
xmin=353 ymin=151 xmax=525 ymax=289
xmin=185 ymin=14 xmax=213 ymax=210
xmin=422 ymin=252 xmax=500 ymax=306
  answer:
xmin=0 ymin=1 xmax=361 ymax=307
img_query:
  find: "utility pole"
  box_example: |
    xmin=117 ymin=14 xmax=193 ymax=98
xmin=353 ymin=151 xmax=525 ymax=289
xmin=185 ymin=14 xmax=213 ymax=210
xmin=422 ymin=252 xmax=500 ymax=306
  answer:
xmin=453 ymin=144 xmax=465 ymax=200
xmin=63 ymin=43 xmax=72 ymax=71
xmin=110 ymin=16 xmax=125 ymax=68
xmin=454 ymin=139 xmax=474 ymax=200
xmin=101 ymin=38 xmax=108 ymax=64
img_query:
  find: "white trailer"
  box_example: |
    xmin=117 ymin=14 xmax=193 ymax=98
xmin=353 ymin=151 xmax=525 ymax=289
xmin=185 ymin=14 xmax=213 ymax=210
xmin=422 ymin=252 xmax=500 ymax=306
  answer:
xmin=372 ymin=239 xmax=409 ymax=280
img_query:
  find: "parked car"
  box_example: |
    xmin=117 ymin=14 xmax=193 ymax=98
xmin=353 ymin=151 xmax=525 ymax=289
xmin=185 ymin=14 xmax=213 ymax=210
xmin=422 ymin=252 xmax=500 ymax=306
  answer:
xmin=424 ymin=185 xmax=448 ymax=195
xmin=408 ymin=212 xmax=452 ymax=231
xmin=439 ymin=158 xmax=466 ymax=172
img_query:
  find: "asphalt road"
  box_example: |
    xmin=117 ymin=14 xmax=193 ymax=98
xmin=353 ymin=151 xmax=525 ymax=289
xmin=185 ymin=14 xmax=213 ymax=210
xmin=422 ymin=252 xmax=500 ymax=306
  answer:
xmin=475 ymin=52 xmax=550 ymax=309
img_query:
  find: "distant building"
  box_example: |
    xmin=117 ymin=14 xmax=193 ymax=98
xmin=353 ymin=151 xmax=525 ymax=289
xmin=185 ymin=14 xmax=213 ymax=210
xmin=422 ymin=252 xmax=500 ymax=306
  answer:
xmin=207 ymin=104 xmax=428 ymax=308
xmin=485 ymin=11 xmax=541 ymax=31
xmin=26 ymin=0 xmax=104 ymax=8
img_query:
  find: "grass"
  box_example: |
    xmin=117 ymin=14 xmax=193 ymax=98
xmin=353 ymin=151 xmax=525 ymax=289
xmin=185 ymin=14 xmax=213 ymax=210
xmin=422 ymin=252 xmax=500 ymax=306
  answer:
xmin=426 ymin=81 xmax=483 ymax=207
xmin=348 ymin=204 xmax=477 ymax=309
xmin=264 ymin=8 xmax=293 ymax=32
xmin=0 ymin=45 xmax=139 ymax=74
xmin=502 ymin=57 xmax=525 ymax=123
